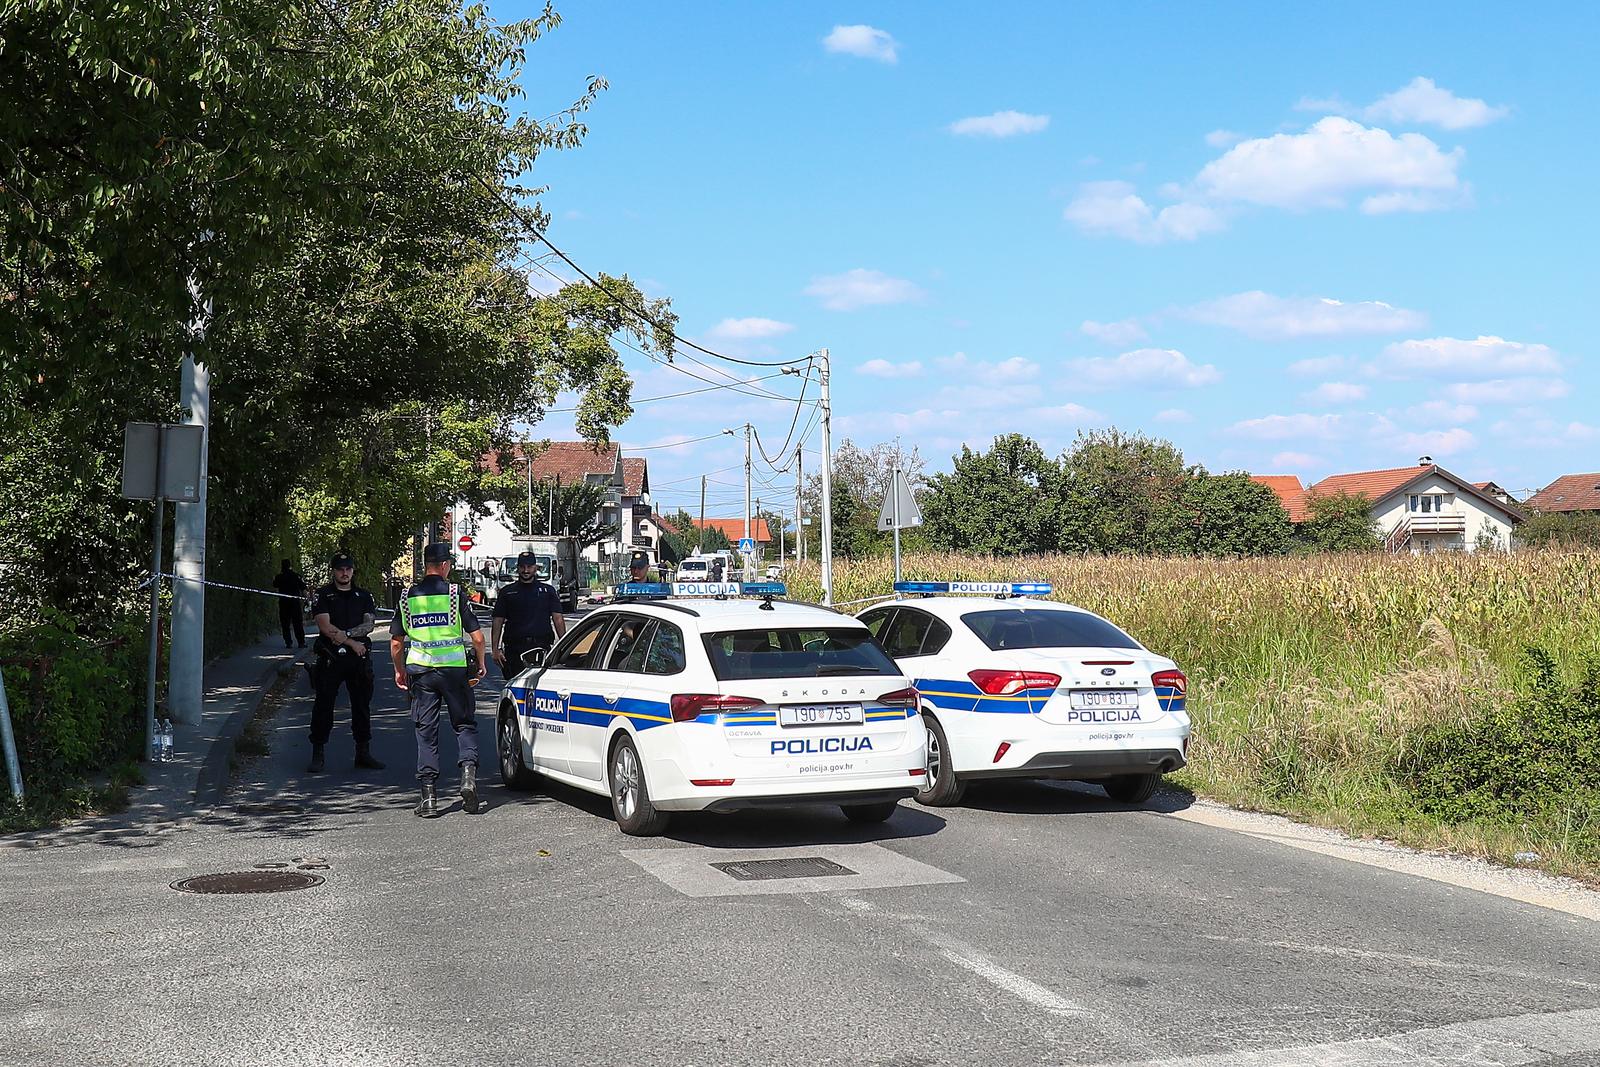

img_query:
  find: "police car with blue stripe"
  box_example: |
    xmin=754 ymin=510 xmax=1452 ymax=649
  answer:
xmin=497 ymin=582 xmax=926 ymax=835
xmin=858 ymin=582 xmax=1189 ymax=807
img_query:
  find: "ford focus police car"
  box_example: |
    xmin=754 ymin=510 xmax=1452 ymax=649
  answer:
xmin=497 ymin=582 xmax=926 ymax=835
xmin=858 ymin=582 xmax=1189 ymax=807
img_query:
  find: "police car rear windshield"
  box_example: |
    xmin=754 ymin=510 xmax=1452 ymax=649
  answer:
xmin=703 ymin=628 xmax=900 ymax=680
xmin=961 ymin=610 xmax=1140 ymax=651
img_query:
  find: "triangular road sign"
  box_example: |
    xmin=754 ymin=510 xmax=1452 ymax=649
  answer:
xmin=877 ymin=469 xmax=923 ymax=531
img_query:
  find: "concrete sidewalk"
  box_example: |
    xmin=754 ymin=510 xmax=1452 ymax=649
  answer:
xmin=1 ymin=633 xmax=308 ymax=848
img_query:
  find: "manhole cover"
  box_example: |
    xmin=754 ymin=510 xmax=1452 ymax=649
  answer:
xmin=171 ymin=871 xmax=325 ymax=894
xmin=710 ymin=857 xmax=856 ymax=881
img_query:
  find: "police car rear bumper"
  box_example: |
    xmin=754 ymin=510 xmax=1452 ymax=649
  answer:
xmin=697 ymin=786 xmax=917 ymax=814
xmin=961 ymin=747 xmax=1186 ymax=781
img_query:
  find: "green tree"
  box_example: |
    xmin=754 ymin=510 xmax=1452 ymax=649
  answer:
xmin=1299 ymin=492 xmax=1381 ymax=551
xmin=800 ymin=439 xmax=927 ymax=558
xmin=1516 ymin=511 xmax=1600 ymax=549
xmin=921 ymin=434 xmax=1062 ymax=555
xmin=488 ymin=476 xmax=619 ymax=551
xmin=1180 ymin=473 xmax=1294 ymax=556
xmin=1057 ymin=429 xmax=1192 ymax=554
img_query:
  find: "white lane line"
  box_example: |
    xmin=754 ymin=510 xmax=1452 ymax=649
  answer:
xmin=921 ymin=933 xmax=1090 ymax=1018
xmin=1093 ymin=1004 xmax=1600 ymax=1067
xmin=1159 ymin=802 xmax=1600 ymax=922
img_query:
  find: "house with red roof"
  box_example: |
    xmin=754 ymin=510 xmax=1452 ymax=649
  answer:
xmin=1524 ymin=473 xmax=1600 ymax=515
xmin=1252 ymin=458 xmax=1525 ymax=552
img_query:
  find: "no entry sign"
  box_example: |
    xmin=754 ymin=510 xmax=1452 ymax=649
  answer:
xmin=457 ymin=534 xmax=475 ymax=552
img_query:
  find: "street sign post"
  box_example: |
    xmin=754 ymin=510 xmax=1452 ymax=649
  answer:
xmin=457 ymin=534 xmax=475 ymax=553
xmin=876 ymin=467 xmax=923 ymax=584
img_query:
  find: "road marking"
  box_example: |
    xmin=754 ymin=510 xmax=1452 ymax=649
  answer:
xmin=918 ymin=929 xmax=1090 ymax=1018
xmin=1160 ymin=801 xmax=1600 ymax=922
xmin=1093 ymin=1004 xmax=1600 ymax=1066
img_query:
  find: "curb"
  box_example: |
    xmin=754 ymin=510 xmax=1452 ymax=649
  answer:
xmin=192 ymin=656 xmax=300 ymax=808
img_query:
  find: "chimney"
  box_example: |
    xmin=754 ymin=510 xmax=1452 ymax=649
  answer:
xmin=1418 ymin=455 xmax=1433 ymax=466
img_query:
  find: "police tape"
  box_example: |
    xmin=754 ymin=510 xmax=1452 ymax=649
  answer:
xmin=136 ymin=572 xmax=399 ymax=615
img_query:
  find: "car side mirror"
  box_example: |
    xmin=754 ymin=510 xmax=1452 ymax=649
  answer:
xmin=521 ymin=647 xmax=546 ymax=668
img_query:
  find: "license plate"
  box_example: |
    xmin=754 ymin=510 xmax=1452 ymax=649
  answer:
xmin=779 ymin=703 xmax=865 ymax=727
xmin=1069 ymin=689 xmax=1139 ymax=710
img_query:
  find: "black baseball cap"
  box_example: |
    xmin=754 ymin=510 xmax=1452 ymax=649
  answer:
xmin=330 ymin=552 xmax=355 ymax=569
xmin=517 ymin=551 xmax=539 ymax=566
xmin=628 ymin=552 xmax=649 ymax=569
xmin=423 ymin=542 xmax=454 ymax=564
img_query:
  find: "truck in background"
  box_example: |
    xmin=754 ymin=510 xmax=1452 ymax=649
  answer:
xmin=503 ymin=534 xmax=583 ymax=611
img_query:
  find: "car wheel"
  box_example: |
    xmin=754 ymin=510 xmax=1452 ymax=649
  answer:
xmin=609 ymin=735 xmax=670 ymax=836
xmin=1103 ymin=772 xmax=1160 ymax=804
xmin=498 ymin=706 xmax=537 ymax=791
xmin=915 ymin=715 xmax=967 ymax=807
xmin=841 ymin=801 xmax=898 ymax=823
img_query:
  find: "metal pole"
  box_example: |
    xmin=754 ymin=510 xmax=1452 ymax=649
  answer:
xmin=698 ymin=474 xmax=706 ymax=555
xmin=818 ymin=348 xmax=835 ymax=606
xmin=0 ymin=667 xmax=21 ymax=801
xmin=144 ymin=423 xmax=166 ymax=761
xmin=548 ymin=473 xmax=557 ymax=534
xmin=525 ymin=450 xmax=533 ymax=536
xmin=755 ymin=496 xmax=761 ymax=573
xmin=892 ymin=462 xmax=902 ymax=585
xmin=796 ymin=447 xmax=804 ymax=564
xmin=170 ymin=340 xmax=210 ymax=725
xmin=743 ymin=424 xmax=753 ymax=578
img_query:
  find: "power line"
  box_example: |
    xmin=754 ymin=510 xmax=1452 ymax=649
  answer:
xmin=546 ymin=371 xmax=792 ymax=412
xmin=619 ymin=430 xmax=736 ymax=452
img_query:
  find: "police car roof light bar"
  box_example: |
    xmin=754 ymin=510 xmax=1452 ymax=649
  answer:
xmin=892 ymin=581 xmax=1053 ymax=599
xmin=618 ymin=581 xmax=789 ymax=601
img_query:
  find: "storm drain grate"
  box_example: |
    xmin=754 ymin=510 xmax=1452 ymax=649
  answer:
xmin=171 ymin=871 xmax=325 ymax=895
xmin=710 ymin=857 xmax=856 ymax=881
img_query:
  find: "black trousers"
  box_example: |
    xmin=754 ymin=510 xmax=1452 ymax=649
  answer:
xmin=409 ymin=667 xmax=478 ymax=780
xmin=501 ymin=634 xmax=554 ymax=678
xmin=310 ymin=648 xmax=374 ymax=745
xmin=279 ymin=600 xmax=305 ymax=647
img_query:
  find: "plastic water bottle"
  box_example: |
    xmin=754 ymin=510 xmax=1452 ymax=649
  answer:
xmin=159 ymin=719 xmax=174 ymax=763
xmin=152 ymin=725 xmax=164 ymax=762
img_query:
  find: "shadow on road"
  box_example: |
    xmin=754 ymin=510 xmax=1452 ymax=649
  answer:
xmin=960 ymin=777 xmax=1196 ymax=816
xmin=663 ymin=803 xmax=948 ymax=849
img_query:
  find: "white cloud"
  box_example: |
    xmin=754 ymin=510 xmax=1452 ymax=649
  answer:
xmin=949 ymin=110 xmax=1049 ymax=138
xmin=1380 ymin=335 xmax=1561 ymax=379
xmin=1405 ymin=400 xmax=1479 ymax=424
xmin=1206 ymin=129 xmax=1244 ymax=148
xmin=1194 ymin=117 xmax=1464 ymax=213
xmin=1306 ymin=381 xmax=1368 ymax=405
xmin=1229 ymin=413 xmax=1347 ymax=440
xmin=1080 ymin=318 xmax=1148 ymax=345
xmin=1396 ymin=427 xmax=1475 ymax=456
xmin=936 ymin=352 xmax=1039 ymax=382
xmin=704 ymin=317 xmax=795 ymax=341
xmin=1070 ymin=348 xmax=1221 ymax=390
xmin=1364 ymin=77 xmax=1509 ymax=130
xmin=1445 ymin=378 xmax=1570 ymax=404
xmin=1271 ymin=451 xmax=1319 ymax=469
xmin=1488 ymin=417 xmax=1598 ymax=450
xmin=1181 ymin=291 xmax=1426 ymax=340
xmin=1063 ymin=181 xmax=1225 ymax=243
xmin=1027 ymin=401 xmax=1107 ymax=424
xmin=804 ymin=268 xmax=924 ymax=311
xmin=1156 ymin=408 xmax=1192 ymax=424
xmin=823 ymin=24 xmax=898 ymax=63
xmin=1288 ymin=355 xmax=1350 ymax=377
xmin=856 ymin=358 xmax=923 ymax=379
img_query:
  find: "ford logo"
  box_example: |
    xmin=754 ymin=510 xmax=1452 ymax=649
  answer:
xmin=1100 ymin=667 xmax=1116 ymax=676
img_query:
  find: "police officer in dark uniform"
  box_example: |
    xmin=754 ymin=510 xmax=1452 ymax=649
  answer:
xmin=272 ymin=559 xmax=308 ymax=648
xmin=308 ymin=552 xmax=384 ymax=773
xmin=390 ymin=542 xmax=487 ymax=817
xmin=491 ymin=551 xmax=566 ymax=678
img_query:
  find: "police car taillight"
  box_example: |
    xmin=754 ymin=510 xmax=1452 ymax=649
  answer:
xmin=670 ymin=694 xmax=763 ymax=722
xmin=1152 ymin=669 xmax=1187 ymax=694
xmin=876 ymin=687 xmax=918 ymax=708
xmin=967 ymin=669 xmax=1061 ymax=696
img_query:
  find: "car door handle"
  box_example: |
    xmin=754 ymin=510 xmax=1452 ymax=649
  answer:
xmin=602 ymin=691 xmax=620 ymax=704
xmin=556 ymin=689 xmax=572 ymax=699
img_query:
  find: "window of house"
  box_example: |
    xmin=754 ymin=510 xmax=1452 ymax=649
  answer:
xmin=1421 ymin=496 xmax=1433 ymax=513
xmin=1409 ymin=494 xmax=1420 ymax=512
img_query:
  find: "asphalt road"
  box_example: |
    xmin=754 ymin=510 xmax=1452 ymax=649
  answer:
xmin=3 ymin=630 xmax=1598 ymax=1066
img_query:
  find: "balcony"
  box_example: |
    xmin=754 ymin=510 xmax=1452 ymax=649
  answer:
xmin=1386 ymin=512 xmax=1466 ymax=552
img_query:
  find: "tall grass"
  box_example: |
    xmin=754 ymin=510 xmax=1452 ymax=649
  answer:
xmin=785 ymin=550 xmax=1600 ymax=879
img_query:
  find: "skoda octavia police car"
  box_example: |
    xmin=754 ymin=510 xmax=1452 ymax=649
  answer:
xmin=497 ymin=582 xmax=926 ymax=835
xmin=858 ymin=582 xmax=1189 ymax=807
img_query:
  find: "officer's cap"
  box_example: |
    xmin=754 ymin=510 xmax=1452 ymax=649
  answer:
xmin=516 ymin=551 xmax=539 ymax=566
xmin=628 ymin=552 xmax=649 ymax=569
xmin=423 ymin=542 xmax=454 ymax=564
xmin=330 ymin=552 xmax=355 ymax=569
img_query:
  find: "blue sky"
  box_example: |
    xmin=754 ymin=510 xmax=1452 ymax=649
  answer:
xmin=505 ymin=2 xmax=1599 ymax=518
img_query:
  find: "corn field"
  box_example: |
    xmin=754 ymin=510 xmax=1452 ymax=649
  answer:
xmin=784 ymin=549 xmax=1600 ymax=878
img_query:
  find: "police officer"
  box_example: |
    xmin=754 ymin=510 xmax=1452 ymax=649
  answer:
xmin=272 ymin=559 xmax=308 ymax=648
xmin=390 ymin=542 xmax=487 ymax=817
xmin=491 ymin=551 xmax=566 ymax=678
xmin=626 ymin=550 xmax=653 ymax=585
xmin=308 ymin=552 xmax=384 ymax=773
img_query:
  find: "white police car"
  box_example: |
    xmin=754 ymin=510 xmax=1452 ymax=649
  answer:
xmin=497 ymin=582 xmax=926 ymax=835
xmin=858 ymin=582 xmax=1189 ymax=807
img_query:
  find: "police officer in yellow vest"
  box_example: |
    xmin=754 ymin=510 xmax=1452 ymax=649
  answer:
xmin=389 ymin=542 xmax=487 ymax=817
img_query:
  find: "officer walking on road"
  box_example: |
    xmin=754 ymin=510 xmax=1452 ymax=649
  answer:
xmin=391 ymin=542 xmax=487 ymax=817
xmin=491 ymin=551 xmax=566 ymax=678
xmin=272 ymin=559 xmax=309 ymax=649
xmin=308 ymin=552 xmax=385 ymax=773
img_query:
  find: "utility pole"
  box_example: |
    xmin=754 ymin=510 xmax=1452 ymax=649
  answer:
xmin=743 ymin=422 xmax=753 ymax=544
xmin=525 ymin=446 xmax=533 ymax=536
xmin=547 ymin=473 xmax=558 ymax=534
xmin=697 ymin=474 xmax=706 ymax=554
xmin=169 ymin=281 xmax=211 ymax=725
xmin=818 ymin=348 xmax=835 ymax=605
xmin=795 ymin=446 xmax=804 ymax=563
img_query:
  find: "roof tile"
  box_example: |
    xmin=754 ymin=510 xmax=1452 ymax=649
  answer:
xmin=1525 ymin=473 xmax=1600 ymax=513
xmin=1249 ymin=475 xmax=1310 ymax=523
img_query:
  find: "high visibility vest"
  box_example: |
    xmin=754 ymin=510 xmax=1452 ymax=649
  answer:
xmin=401 ymin=584 xmax=468 ymax=669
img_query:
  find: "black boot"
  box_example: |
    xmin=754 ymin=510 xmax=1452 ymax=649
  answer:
xmin=414 ymin=781 xmax=438 ymax=818
xmin=306 ymin=744 xmax=325 ymax=774
xmin=460 ymin=762 xmax=479 ymax=814
xmin=353 ymin=742 xmax=385 ymax=770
